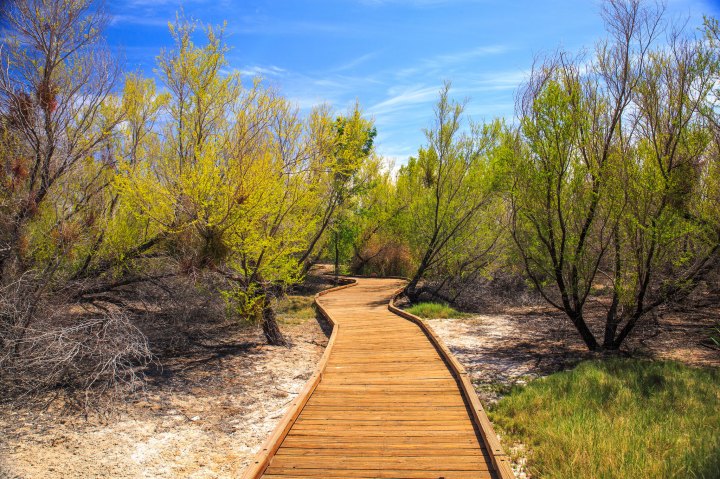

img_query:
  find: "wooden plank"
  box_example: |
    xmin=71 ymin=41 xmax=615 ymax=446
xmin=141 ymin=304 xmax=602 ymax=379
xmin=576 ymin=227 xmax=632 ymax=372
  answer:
xmin=263 ymin=471 xmax=493 ymax=479
xmin=267 ymin=455 xmax=490 ymax=469
xmin=275 ymin=444 xmax=487 ymax=453
xmin=280 ymin=436 xmax=481 ymax=446
xmin=242 ymin=277 xmax=512 ymax=479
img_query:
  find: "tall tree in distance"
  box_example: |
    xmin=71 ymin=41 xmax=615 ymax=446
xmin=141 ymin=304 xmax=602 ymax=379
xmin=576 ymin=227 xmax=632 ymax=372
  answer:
xmin=297 ymin=103 xmax=377 ymax=271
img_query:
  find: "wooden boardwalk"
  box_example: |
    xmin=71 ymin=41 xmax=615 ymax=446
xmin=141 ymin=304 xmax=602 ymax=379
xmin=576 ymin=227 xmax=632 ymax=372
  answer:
xmin=244 ymin=277 xmax=513 ymax=479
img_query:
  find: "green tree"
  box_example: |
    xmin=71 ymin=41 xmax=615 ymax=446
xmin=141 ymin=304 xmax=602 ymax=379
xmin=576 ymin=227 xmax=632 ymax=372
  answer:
xmin=114 ymin=17 xmax=377 ymax=345
xmin=399 ymin=82 xmax=503 ymax=301
xmin=297 ymin=103 xmax=377 ymax=270
xmin=346 ymin=160 xmax=409 ymax=276
xmin=509 ymin=0 xmax=719 ymax=351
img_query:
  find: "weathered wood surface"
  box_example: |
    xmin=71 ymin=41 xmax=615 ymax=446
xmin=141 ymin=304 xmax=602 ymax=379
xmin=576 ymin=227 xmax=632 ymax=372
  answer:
xmin=245 ymin=277 xmax=513 ymax=479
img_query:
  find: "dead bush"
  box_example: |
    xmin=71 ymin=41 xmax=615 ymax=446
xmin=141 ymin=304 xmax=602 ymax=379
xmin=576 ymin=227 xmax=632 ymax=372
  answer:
xmin=0 ymin=276 xmax=152 ymax=407
xmin=350 ymin=239 xmax=412 ymax=277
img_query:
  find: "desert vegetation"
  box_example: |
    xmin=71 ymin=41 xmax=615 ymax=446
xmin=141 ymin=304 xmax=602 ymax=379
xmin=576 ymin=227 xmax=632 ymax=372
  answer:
xmin=0 ymin=0 xmax=719 ymax=477
xmin=0 ymin=0 xmax=377 ymax=403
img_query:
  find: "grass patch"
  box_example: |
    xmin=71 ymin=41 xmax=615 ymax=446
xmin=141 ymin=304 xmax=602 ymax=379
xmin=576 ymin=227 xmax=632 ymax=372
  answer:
xmin=489 ymin=359 xmax=720 ymax=479
xmin=275 ymin=295 xmax=316 ymax=325
xmin=405 ymin=302 xmax=467 ymax=319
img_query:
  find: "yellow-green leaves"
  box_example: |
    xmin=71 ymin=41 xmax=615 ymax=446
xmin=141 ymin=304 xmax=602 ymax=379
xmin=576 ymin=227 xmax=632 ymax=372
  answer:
xmin=114 ymin=16 xmax=374 ymax=317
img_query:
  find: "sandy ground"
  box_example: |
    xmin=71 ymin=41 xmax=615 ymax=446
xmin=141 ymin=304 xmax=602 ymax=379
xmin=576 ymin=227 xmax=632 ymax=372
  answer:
xmin=0 ymin=316 xmax=329 ymax=479
xmin=427 ymin=302 xmax=720 ymax=405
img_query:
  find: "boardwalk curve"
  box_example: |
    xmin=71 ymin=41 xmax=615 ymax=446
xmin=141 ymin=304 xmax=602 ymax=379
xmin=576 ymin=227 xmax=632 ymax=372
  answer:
xmin=243 ymin=277 xmax=514 ymax=479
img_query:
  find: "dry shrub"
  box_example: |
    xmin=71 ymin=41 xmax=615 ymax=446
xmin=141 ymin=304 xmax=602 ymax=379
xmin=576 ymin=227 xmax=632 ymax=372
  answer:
xmin=0 ymin=275 xmax=152 ymax=407
xmin=351 ymin=238 xmax=412 ymax=277
xmin=420 ymin=269 xmax=542 ymax=313
xmin=127 ymin=273 xmax=236 ymax=355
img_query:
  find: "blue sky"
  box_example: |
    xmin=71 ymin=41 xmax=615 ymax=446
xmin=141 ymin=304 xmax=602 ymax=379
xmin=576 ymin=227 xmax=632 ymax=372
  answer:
xmin=107 ymin=0 xmax=720 ymax=164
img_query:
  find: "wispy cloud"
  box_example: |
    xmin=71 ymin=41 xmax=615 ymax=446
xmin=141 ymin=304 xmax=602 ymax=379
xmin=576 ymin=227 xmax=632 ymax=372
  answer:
xmin=122 ymin=0 xmax=212 ymax=6
xmin=110 ymin=14 xmax=173 ymax=27
xmin=464 ymin=102 xmax=516 ymax=119
xmin=358 ymin=0 xmax=461 ymax=6
xmin=286 ymin=94 xmax=330 ymax=110
xmin=238 ymin=65 xmax=286 ymax=78
xmin=394 ymin=44 xmax=511 ymax=79
xmin=369 ymin=84 xmax=440 ymax=115
xmin=228 ymin=19 xmax=353 ymax=36
xmin=463 ymin=70 xmax=529 ymax=93
xmin=331 ymin=52 xmax=380 ymax=72
xmin=434 ymin=45 xmax=510 ymax=64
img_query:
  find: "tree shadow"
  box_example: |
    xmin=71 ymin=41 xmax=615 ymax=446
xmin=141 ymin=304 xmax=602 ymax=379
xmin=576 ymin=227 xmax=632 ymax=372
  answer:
xmin=145 ymin=341 xmax=260 ymax=380
xmin=314 ymin=308 xmax=334 ymax=337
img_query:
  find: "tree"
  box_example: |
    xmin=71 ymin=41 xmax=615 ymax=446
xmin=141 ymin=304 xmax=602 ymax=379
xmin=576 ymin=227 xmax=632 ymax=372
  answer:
xmin=399 ymin=82 xmax=503 ymax=301
xmin=346 ymin=160 xmax=410 ymax=277
xmin=509 ymin=0 xmax=720 ymax=351
xmin=296 ymin=103 xmax=377 ymax=271
xmin=0 ymin=0 xmax=121 ymax=283
xmin=69 ymin=75 xmax=169 ymax=282
xmin=218 ymin=93 xmax=326 ymax=345
xmin=114 ymin=17 xmax=369 ymax=345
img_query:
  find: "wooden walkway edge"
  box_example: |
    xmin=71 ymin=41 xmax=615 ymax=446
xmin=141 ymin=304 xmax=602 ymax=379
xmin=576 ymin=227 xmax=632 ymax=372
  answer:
xmin=242 ymin=277 xmax=515 ymax=479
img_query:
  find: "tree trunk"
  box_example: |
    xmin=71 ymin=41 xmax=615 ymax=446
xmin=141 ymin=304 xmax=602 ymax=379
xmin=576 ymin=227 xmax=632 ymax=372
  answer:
xmin=603 ymin=225 xmax=623 ymax=350
xmin=405 ymin=276 xmax=420 ymax=302
xmin=261 ymin=294 xmax=288 ymax=346
xmin=405 ymin=232 xmax=440 ymax=303
xmin=299 ymin=200 xmax=338 ymax=273
xmin=602 ymin=295 xmax=622 ymax=350
xmin=334 ymin=231 xmax=340 ymax=284
xmin=406 ymin=258 xmax=431 ymax=302
xmin=568 ymin=311 xmax=600 ymax=351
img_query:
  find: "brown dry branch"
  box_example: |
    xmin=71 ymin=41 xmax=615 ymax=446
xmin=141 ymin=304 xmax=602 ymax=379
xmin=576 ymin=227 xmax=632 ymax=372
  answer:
xmin=0 ymin=275 xmax=153 ymax=409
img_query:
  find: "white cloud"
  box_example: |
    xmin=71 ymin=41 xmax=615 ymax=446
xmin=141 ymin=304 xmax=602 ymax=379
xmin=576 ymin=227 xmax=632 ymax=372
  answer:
xmin=331 ymin=52 xmax=379 ymax=72
xmin=462 ymin=70 xmax=530 ymax=93
xmin=110 ymin=14 xmax=172 ymax=27
xmin=368 ymin=84 xmax=440 ymax=115
xmin=433 ymin=45 xmax=510 ymax=64
xmin=358 ymin=0 xmax=462 ymax=6
xmin=392 ymin=44 xmax=511 ymax=80
xmin=228 ymin=20 xmax=352 ymax=36
xmin=238 ymin=65 xmax=286 ymax=78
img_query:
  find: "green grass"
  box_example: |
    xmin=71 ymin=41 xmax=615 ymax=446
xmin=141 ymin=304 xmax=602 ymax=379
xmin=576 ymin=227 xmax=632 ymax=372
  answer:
xmin=489 ymin=359 xmax=720 ymax=479
xmin=275 ymin=295 xmax=316 ymax=325
xmin=405 ymin=301 xmax=467 ymax=319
